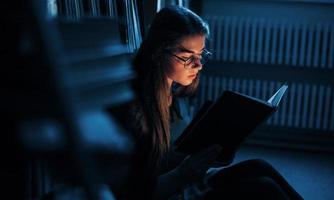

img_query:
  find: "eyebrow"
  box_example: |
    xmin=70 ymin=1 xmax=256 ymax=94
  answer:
xmin=178 ymin=46 xmax=205 ymax=54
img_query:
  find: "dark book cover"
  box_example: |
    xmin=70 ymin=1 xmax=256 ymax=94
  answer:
xmin=174 ymin=85 xmax=288 ymax=163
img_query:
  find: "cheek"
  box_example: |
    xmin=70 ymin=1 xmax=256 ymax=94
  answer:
xmin=167 ymin=64 xmax=194 ymax=85
xmin=167 ymin=63 xmax=184 ymax=79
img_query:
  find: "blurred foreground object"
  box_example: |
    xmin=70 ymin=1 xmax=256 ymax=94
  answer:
xmin=2 ymin=0 xmax=139 ymax=199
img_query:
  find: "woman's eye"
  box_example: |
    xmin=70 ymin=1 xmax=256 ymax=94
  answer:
xmin=186 ymin=57 xmax=195 ymax=63
xmin=179 ymin=54 xmax=189 ymax=59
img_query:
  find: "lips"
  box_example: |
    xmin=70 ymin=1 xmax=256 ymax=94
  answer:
xmin=188 ymin=74 xmax=197 ymax=78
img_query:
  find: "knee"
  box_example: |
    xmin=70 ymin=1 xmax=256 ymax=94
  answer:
xmin=255 ymin=177 xmax=278 ymax=188
xmin=242 ymin=159 xmax=275 ymax=171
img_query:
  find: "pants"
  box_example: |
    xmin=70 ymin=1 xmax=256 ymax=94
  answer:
xmin=204 ymin=159 xmax=303 ymax=200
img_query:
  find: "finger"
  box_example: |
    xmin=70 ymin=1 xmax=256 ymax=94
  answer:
xmin=192 ymin=144 xmax=222 ymax=158
xmin=197 ymin=150 xmax=221 ymax=168
xmin=191 ymin=145 xmax=222 ymax=162
xmin=190 ymin=146 xmax=223 ymax=168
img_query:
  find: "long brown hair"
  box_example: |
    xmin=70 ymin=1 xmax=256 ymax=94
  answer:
xmin=132 ymin=6 xmax=209 ymax=169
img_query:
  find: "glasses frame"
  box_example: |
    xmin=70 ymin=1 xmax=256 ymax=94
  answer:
xmin=171 ymin=49 xmax=212 ymax=69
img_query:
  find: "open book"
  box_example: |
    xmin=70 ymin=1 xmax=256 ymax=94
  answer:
xmin=174 ymin=84 xmax=288 ymax=163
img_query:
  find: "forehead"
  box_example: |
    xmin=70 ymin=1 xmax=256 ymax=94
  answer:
xmin=178 ymin=35 xmax=206 ymax=54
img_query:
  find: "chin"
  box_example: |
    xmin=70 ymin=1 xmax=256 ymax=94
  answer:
xmin=179 ymin=80 xmax=193 ymax=86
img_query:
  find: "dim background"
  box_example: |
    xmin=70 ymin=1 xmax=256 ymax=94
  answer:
xmin=1 ymin=0 xmax=333 ymax=199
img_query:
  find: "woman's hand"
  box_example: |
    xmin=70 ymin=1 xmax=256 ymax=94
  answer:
xmin=156 ymin=145 xmax=222 ymax=199
xmin=175 ymin=144 xmax=223 ymax=181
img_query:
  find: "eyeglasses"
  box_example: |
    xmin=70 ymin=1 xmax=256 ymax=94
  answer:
xmin=171 ymin=49 xmax=212 ymax=69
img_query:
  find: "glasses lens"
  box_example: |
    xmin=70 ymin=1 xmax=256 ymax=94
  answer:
xmin=183 ymin=50 xmax=212 ymax=69
xmin=200 ymin=51 xmax=212 ymax=65
xmin=185 ymin=56 xmax=195 ymax=65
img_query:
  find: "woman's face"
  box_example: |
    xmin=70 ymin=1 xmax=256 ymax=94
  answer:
xmin=166 ymin=34 xmax=205 ymax=86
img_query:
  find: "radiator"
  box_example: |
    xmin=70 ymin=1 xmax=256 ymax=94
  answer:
xmin=205 ymin=16 xmax=334 ymax=68
xmin=196 ymin=16 xmax=334 ymax=132
xmin=195 ymin=75 xmax=334 ymax=132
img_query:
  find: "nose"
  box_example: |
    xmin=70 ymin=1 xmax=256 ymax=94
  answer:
xmin=193 ymin=58 xmax=203 ymax=70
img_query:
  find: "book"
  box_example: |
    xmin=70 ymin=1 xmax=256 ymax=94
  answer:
xmin=174 ymin=84 xmax=288 ymax=163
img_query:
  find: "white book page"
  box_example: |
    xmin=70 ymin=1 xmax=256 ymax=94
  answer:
xmin=267 ymin=84 xmax=289 ymax=107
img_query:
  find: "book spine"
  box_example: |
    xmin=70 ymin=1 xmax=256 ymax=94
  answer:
xmin=108 ymin=0 xmax=114 ymax=17
xmin=65 ymin=0 xmax=70 ymax=19
xmin=91 ymin=0 xmax=98 ymax=17
xmin=74 ymin=0 xmax=81 ymax=19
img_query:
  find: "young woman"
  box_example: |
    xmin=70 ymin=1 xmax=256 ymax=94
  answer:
xmin=110 ymin=5 xmax=303 ymax=200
